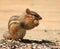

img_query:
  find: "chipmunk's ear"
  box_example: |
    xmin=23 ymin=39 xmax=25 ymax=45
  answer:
xmin=26 ymin=8 xmax=31 ymax=14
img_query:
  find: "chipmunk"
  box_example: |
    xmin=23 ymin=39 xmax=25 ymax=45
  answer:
xmin=3 ymin=8 xmax=42 ymax=41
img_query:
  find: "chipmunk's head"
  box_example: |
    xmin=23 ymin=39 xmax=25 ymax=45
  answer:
xmin=21 ymin=8 xmax=42 ymax=30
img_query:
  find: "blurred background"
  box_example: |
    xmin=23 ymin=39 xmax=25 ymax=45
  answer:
xmin=0 ymin=0 xmax=60 ymax=41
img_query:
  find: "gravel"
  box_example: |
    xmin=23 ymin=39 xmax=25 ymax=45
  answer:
xmin=0 ymin=39 xmax=60 ymax=49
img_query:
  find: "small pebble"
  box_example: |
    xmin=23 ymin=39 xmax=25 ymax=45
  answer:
xmin=15 ymin=45 xmax=19 ymax=48
xmin=7 ymin=40 xmax=12 ymax=42
xmin=11 ymin=46 xmax=16 ymax=49
xmin=3 ymin=43 xmax=6 ymax=45
xmin=32 ymin=44 xmax=37 ymax=49
xmin=0 ymin=44 xmax=2 ymax=47
xmin=0 ymin=44 xmax=3 ymax=46
xmin=32 ymin=43 xmax=36 ymax=45
xmin=37 ymin=44 xmax=43 ymax=49
xmin=19 ymin=47 xmax=23 ymax=49
xmin=19 ymin=43 xmax=26 ymax=47
xmin=2 ymin=45 xmax=6 ymax=48
xmin=7 ymin=47 xmax=11 ymax=49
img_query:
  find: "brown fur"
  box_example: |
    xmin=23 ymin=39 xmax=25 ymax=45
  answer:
xmin=3 ymin=8 xmax=42 ymax=40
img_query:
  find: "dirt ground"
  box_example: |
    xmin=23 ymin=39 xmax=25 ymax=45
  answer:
xmin=0 ymin=0 xmax=60 ymax=43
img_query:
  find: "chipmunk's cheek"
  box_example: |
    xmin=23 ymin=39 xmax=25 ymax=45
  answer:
xmin=34 ymin=20 xmax=39 ymax=27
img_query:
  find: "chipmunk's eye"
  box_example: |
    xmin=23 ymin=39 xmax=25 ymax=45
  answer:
xmin=31 ymin=13 xmax=37 ymax=17
xmin=31 ymin=14 xmax=39 ymax=20
xmin=33 ymin=14 xmax=37 ymax=17
xmin=32 ymin=14 xmax=42 ymax=20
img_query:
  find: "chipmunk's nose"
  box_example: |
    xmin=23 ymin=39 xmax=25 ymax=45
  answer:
xmin=39 ymin=17 xmax=42 ymax=20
